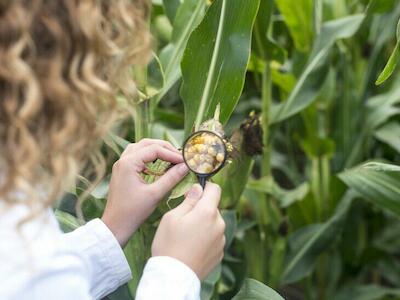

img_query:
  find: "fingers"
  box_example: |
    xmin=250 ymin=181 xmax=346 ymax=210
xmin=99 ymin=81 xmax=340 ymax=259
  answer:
xmin=139 ymin=139 xmax=180 ymax=153
xmin=172 ymin=184 xmax=203 ymax=216
xmin=196 ymin=182 xmax=222 ymax=210
xmin=122 ymin=139 xmax=180 ymax=157
xmin=136 ymin=144 xmax=184 ymax=165
xmin=148 ymin=163 xmax=189 ymax=199
xmin=116 ymin=144 xmax=183 ymax=173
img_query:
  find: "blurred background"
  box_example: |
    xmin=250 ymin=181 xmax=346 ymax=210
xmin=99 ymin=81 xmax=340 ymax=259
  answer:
xmin=57 ymin=0 xmax=400 ymax=299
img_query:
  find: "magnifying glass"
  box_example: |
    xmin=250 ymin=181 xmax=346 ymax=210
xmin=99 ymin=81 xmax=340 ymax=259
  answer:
xmin=182 ymin=130 xmax=227 ymax=188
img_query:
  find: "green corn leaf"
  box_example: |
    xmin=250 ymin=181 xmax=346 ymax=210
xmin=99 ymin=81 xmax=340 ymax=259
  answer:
xmin=368 ymin=0 xmax=396 ymax=14
xmin=247 ymin=176 xmax=309 ymax=208
xmin=222 ymin=210 xmax=237 ymax=249
xmin=376 ymin=43 xmax=400 ymax=85
xmin=201 ymin=264 xmax=222 ymax=300
xmin=376 ymin=18 xmax=400 ymax=85
xmin=282 ymin=190 xmax=355 ymax=284
xmin=253 ymin=0 xmax=286 ymax=63
xmin=232 ymin=278 xmax=284 ymax=300
xmin=151 ymin=0 xmax=207 ymax=108
xmin=374 ymin=121 xmax=400 ymax=153
xmin=366 ymin=82 xmax=400 ymax=130
xmin=180 ymin=0 xmax=260 ymax=134
xmin=373 ymin=220 xmax=400 ymax=254
xmin=270 ymin=14 xmax=365 ymax=124
xmin=274 ymin=0 xmax=314 ymax=53
xmin=107 ymin=285 xmax=133 ymax=300
xmin=125 ymin=226 xmax=154 ymax=297
xmin=55 ymin=210 xmax=81 ymax=233
xmin=215 ymin=153 xmax=254 ymax=208
xmin=334 ymin=285 xmax=400 ymax=300
xmin=162 ymin=0 xmax=181 ymax=23
xmin=339 ymin=162 xmax=400 ymax=217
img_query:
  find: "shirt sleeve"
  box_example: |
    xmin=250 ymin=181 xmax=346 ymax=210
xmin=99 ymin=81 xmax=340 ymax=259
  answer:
xmin=135 ymin=256 xmax=201 ymax=300
xmin=62 ymin=218 xmax=132 ymax=299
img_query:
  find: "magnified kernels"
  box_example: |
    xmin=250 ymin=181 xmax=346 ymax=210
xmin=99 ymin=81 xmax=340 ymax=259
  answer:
xmin=216 ymin=153 xmax=224 ymax=162
xmin=198 ymin=162 xmax=213 ymax=173
xmin=184 ymin=132 xmax=226 ymax=174
xmin=202 ymin=135 xmax=209 ymax=144
xmin=207 ymin=147 xmax=216 ymax=156
xmin=188 ymin=159 xmax=197 ymax=169
xmin=204 ymin=155 xmax=214 ymax=164
xmin=194 ymin=144 xmax=203 ymax=153
xmin=194 ymin=154 xmax=201 ymax=163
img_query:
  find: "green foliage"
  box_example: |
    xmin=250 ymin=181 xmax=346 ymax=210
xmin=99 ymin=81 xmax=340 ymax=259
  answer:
xmin=55 ymin=210 xmax=80 ymax=233
xmin=339 ymin=162 xmax=400 ymax=216
xmin=335 ymin=285 xmax=400 ymax=300
xmin=270 ymin=14 xmax=365 ymax=124
xmin=56 ymin=0 xmax=400 ymax=299
xmin=180 ymin=0 xmax=260 ymax=133
xmin=282 ymin=191 xmax=354 ymax=284
xmin=232 ymin=278 xmax=284 ymax=300
xmin=376 ymin=19 xmax=400 ymax=85
xmin=151 ymin=0 xmax=206 ymax=109
xmin=274 ymin=0 xmax=314 ymax=53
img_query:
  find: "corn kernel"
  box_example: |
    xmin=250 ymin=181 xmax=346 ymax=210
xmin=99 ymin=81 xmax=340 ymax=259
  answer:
xmin=188 ymin=159 xmax=196 ymax=168
xmin=207 ymin=147 xmax=217 ymax=156
xmin=198 ymin=162 xmax=213 ymax=173
xmin=216 ymin=153 xmax=224 ymax=162
xmin=187 ymin=146 xmax=195 ymax=153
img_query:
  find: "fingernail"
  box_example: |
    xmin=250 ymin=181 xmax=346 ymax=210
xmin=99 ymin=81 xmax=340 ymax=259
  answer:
xmin=178 ymin=163 xmax=189 ymax=175
xmin=187 ymin=184 xmax=203 ymax=199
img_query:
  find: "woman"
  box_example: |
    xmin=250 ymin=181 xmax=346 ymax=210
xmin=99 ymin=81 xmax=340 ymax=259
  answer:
xmin=0 ymin=1 xmax=226 ymax=299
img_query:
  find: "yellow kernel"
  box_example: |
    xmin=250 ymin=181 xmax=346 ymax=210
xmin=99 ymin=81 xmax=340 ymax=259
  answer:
xmin=198 ymin=162 xmax=213 ymax=173
xmin=204 ymin=154 xmax=214 ymax=164
xmin=194 ymin=144 xmax=204 ymax=153
xmin=194 ymin=154 xmax=201 ymax=162
xmin=187 ymin=146 xmax=195 ymax=153
xmin=207 ymin=147 xmax=217 ymax=156
xmin=216 ymin=153 xmax=224 ymax=162
xmin=193 ymin=136 xmax=204 ymax=145
xmin=188 ymin=159 xmax=197 ymax=169
xmin=204 ymin=135 xmax=213 ymax=145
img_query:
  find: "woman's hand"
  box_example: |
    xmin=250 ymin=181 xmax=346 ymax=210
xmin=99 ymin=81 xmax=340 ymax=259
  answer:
xmin=151 ymin=183 xmax=226 ymax=280
xmin=102 ymin=139 xmax=189 ymax=248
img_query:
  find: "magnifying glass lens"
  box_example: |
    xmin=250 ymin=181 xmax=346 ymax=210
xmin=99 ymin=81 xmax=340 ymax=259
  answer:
xmin=183 ymin=131 xmax=226 ymax=175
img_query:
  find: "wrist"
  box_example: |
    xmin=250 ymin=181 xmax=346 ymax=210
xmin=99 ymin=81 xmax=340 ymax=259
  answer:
xmin=101 ymin=214 xmax=137 ymax=248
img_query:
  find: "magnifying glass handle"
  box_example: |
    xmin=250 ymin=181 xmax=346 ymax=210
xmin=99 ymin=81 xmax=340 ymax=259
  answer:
xmin=198 ymin=176 xmax=207 ymax=189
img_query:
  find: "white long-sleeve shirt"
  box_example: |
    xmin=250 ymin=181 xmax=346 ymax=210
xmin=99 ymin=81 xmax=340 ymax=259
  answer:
xmin=0 ymin=203 xmax=200 ymax=300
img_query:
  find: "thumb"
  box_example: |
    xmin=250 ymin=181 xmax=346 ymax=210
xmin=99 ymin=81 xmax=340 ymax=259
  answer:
xmin=149 ymin=163 xmax=189 ymax=200
xmin=173 ymin=184 xmax=203 ymax=216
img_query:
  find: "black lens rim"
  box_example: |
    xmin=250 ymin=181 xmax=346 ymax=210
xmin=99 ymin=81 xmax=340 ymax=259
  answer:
xmin=182 ymin=130 xmax=227 ymax=176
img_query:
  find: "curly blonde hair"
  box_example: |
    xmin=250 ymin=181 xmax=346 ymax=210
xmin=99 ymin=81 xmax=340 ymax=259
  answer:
xmin=0 ymin=0 xmax=150 ymax=217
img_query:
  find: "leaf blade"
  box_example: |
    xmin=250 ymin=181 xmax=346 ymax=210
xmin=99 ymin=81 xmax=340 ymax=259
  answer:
xmin=339 ymin=162 xmax=400 ymax=217
xmin=180 ymin=0 xmax=260 ymax=134
xmin=232 ymin=278 xmax=284 ymax=300
xmin=270 ymin=14 xmax=365 ymax=124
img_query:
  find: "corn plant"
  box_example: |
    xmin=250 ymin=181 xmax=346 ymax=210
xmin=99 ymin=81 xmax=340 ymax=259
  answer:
xmin=57 ymin=0 xmax=400 ymax=299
